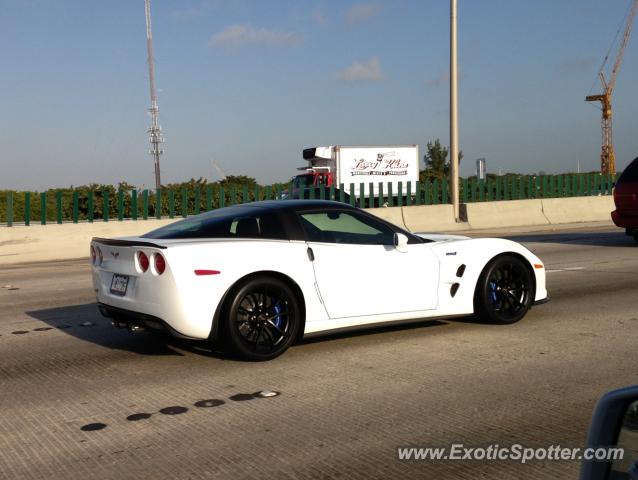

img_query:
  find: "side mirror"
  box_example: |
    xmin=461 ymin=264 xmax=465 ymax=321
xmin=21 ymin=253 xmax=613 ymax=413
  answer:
xmin=393 ymin=233 xmax=409 ymax=252
xmin=580 ymin=385 xmax=638 ymax=480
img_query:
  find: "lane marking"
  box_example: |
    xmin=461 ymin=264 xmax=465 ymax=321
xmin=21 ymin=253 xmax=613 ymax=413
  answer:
xmin=546 ymin=266 xmax=586 ymax=273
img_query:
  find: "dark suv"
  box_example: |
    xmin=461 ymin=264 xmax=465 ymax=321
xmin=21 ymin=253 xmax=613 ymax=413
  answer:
xmin=612 ymin=156 xmax=638 ymax=241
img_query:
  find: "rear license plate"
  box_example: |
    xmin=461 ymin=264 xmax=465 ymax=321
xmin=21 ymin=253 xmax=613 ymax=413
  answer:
xmin=110 ymin=274 xmax=129 ymax=296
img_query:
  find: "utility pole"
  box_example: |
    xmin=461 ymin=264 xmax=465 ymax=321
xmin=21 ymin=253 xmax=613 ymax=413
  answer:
xmin=145 ymin=0 xmax=163 ymax=190
xmin=450 ymin=0 xmax=460 ymax=221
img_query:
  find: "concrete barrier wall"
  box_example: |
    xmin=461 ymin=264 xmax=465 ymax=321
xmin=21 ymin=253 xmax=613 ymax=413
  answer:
xmin=0 ymin=219 xmax=174 ymax=265
xmin=367 ymin=207 xmax=407 ymax=229
xmin=0 ymin=196 xmax=615 ymax=265
xmin=355 ymin=205 xmax=466 ymax=232
xmin=541 ymin=196 xmax=615 ymax=224
xmin=466 ymin=199 xmax=550 ymax=230
xmin=402 ymin=204 xmax=466 ymax=232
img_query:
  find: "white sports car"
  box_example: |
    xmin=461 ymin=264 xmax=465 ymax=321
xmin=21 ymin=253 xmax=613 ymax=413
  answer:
xmin=91 ymin=200 xmax=548 ymax=360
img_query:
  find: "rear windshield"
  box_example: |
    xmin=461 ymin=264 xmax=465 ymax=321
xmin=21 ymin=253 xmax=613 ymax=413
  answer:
xmin=619 ymin=157 xmax=638 ymax=183
xmin=142 ymin=205 xmax=286 ymax=240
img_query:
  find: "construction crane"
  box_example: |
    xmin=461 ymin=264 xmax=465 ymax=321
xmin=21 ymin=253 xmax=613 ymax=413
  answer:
xmin=586 ymin=0 xmax=638 ymax=175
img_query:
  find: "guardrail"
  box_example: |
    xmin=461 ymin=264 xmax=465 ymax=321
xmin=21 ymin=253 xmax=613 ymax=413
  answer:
xmin=0 ymin=172 xmax=620 ymax=226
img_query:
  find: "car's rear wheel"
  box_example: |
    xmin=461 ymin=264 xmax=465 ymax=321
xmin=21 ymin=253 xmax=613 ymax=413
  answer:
xmin=474 ymin=255 xmax=534 ymax=325
xmin=223 ymin=276 xmax=300 ymax=361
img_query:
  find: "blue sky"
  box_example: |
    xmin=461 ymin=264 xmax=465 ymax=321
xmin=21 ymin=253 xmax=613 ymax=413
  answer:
xmin=0 ymin=0 xmax=637 ymax=190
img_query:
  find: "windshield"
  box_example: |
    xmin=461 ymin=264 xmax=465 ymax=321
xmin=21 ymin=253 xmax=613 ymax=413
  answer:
xmin=142 ymin=205 xmax=286 ymax=240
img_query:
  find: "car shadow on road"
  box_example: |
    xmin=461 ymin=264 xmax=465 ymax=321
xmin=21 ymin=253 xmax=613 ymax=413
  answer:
xmin=299 ymin=319 xmax=450 ymax=345
xmin=503 ymin=231 xmax=637 ymax=248
xmin=24 ymin=302 xmax=232 ymax=359
xmin=25 ymin=303 xmax=460 ymax=359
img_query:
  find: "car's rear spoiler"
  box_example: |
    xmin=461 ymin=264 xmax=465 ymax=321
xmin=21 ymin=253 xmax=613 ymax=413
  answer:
xmin=91 ymin=237 xmax=168 ymax=249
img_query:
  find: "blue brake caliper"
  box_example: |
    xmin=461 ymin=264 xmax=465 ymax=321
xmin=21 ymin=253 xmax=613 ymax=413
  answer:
xmin=272 ymin=303 xmax=283 ymax=329
xmin=489 ymin=281 xmax=498 ymax=305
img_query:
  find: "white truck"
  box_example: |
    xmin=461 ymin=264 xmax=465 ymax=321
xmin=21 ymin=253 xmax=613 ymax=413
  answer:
xmin=291 ymin=145 xmax=420 ymax=200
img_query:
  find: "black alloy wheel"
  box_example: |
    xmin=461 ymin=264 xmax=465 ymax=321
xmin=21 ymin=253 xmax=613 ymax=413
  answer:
xmin=474 ymin=255 xmax=534 ymax=325
xmin=224 ymin=276 xmax=300 ymax=361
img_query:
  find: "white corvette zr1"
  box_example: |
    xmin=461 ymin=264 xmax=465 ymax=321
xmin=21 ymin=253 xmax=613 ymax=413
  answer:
xmin=91 ymin=200 xmax=548 ymax=360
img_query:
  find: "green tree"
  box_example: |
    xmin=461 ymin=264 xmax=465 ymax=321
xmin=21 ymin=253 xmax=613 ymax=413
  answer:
xmin=421 ymin=139 xmax=463 ymax=181
xmin=220 ymin=175 xmax=257 ymax=189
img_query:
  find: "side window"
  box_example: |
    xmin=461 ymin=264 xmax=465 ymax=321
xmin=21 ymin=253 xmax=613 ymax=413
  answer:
xmin=230 ymin=216 xmax=261 ymax=238
xmin=299 ymin=210 xmax=394 ymax=245
xmin=143 ymin=205 xmax=286 ymax=240
xmin=228 ymin=213 xmax=286 ymax=239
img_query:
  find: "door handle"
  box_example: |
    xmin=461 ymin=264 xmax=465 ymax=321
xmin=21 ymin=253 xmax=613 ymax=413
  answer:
xmin=307 ymin=247 xmax=315 ymax=262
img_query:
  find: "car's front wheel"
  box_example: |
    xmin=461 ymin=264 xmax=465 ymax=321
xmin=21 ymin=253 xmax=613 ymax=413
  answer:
xmin=223 ymin=276 xmax=301 ymax=361
xmin=474 ymin=255 xmax=534 ymax=325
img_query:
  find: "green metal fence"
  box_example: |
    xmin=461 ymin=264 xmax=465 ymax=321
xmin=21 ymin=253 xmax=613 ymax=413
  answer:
xmin=0 ymin=172 xmax=620 ymax=226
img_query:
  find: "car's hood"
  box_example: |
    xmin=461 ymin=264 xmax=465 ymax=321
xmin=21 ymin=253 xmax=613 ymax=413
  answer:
xmin=415 ymin=233 xmax=471 ymax=243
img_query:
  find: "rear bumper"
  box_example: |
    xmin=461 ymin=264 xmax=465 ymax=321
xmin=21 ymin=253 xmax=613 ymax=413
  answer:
xmin=611 ymin=210 xmax=638 ymax=230
xmin=533 ymin=297 xmax=550 ymax=306
xmin=97 ymin=303 xmax=200 ymax=340
xmin=92 ymin=262 xmax=220 ymax=340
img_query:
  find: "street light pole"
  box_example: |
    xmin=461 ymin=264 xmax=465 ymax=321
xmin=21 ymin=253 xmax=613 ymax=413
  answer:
xmin=450 ymin=0 xmax=460 ymax=221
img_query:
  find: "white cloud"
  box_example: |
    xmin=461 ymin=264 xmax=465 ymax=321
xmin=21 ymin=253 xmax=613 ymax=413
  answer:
xmin=345 ymin=3 xmax=381 ymax=25
xmin=337 ymin=57 xmax=383 ymax=83
xmin=209 ymin=24 xmax=301 ymax=48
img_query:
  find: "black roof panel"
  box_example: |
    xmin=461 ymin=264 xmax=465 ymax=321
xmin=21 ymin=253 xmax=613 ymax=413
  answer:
xmin=236 ymin=199 xmax=356 ymax=211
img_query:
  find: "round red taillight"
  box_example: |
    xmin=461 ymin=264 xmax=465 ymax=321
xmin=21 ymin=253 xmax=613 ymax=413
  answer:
xmin=90 ymin=245 xmax=96 ymax=264
xmin=154 ymin=253 xmax=166 ymax=275
xmin=138 ymin=251 xmax=149 ymax=272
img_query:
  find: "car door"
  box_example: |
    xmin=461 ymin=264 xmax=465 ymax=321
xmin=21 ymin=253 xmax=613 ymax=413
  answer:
xmin=298 ymin=208 xmax=440 ymax=319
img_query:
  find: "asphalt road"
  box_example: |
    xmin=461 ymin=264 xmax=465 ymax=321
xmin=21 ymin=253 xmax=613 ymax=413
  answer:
xmin=1 ymin=222 xmax=637 ymax=480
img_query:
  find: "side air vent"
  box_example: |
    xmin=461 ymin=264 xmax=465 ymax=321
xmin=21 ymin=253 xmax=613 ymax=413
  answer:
xmin=456 ymin=264 xmax=466 ymax=277
xmin=450 ymin=283 xmax=460 ymax=297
